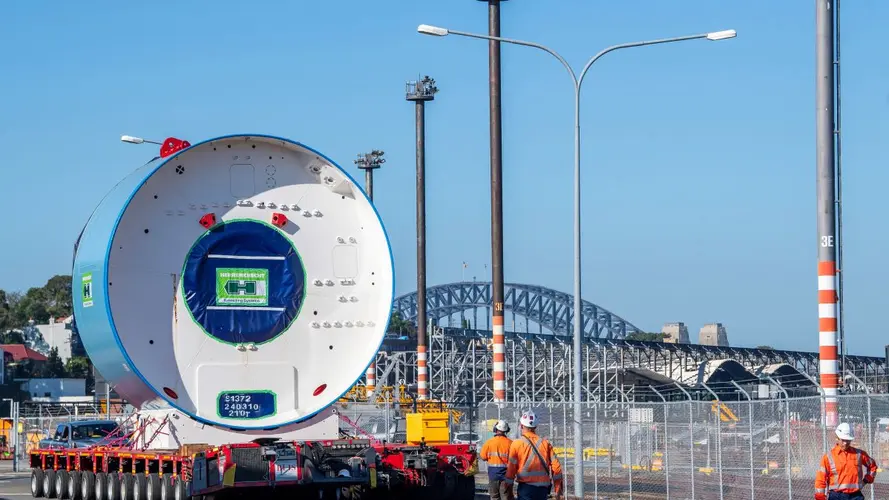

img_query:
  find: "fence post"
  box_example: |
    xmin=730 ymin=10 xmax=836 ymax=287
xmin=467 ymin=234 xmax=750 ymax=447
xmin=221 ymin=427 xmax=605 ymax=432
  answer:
xmin=701 ymin=384 xmax=724 ymax=500
xmin=673 ymin=382 xmax=695 ymax=499
xmin=730 ymin=380 xmax=755 ymax=500
xmin=847 ymin=371 xmax=874 ymax=498
xmin=594 ymin=402 xmax=598 ymax=499
xmin=649 ymin=386 xmax=669 ymax=500
xmin=797 ymin=369 xmax=828 ymax=453
xmin=12 ymin=401 xmax=19 ymax=473
xmin=765 ymin=375 xmax=792 ymax=499
xmin=616 ymin=386 xmax=633 ymax=499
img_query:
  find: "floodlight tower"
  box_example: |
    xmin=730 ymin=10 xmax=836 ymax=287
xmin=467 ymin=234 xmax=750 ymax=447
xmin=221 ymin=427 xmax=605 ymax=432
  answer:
xmin=355 ymin=149 xmax=386 ymax=399
xmin=406 ymin=76 xmax=438 ymax=400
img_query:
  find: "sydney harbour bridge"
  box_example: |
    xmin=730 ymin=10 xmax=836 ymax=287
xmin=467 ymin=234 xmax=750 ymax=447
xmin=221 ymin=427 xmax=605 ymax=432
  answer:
xmin=357 ymin=281 xmax=888 ymax=404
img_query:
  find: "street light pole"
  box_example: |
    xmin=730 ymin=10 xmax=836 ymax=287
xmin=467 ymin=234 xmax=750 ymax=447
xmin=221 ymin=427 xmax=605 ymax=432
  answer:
xmin=417 ymin=23 xmax=736 ymax=498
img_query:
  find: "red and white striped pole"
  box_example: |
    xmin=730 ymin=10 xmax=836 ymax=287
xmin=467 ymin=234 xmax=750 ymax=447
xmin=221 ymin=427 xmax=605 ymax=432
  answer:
xmin=818 ymin=261 xmax=838 ymax=426
xmin=365 ymin=364 xmax=376 ymax=398
xmin=492 ymin=314 xmax=506 ymax=402
xmin=816 ymin=0 xmax=838 ymax=427
xmin=418 ymin=345 xmax=428 ymax=400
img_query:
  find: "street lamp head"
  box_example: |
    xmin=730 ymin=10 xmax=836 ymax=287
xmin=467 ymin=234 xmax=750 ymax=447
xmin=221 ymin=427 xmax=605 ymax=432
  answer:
xmin=417 ymin=24 xmax=449 ymax=37
xmin=706 ymin=29 xmax=737 ymax=41
xmin=121 ymin=135 xmax=145 ymax=144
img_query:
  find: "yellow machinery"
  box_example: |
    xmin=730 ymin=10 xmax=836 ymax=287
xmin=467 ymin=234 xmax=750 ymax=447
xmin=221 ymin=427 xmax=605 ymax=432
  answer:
xmin=711 ymin=401 xmax=740 ymax=423
xmin=406 ymin=411 xmax=451 ymax=446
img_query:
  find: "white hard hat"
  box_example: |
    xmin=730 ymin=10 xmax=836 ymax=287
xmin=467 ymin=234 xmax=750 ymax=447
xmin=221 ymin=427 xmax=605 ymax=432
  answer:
xmin=494 ymin=420 xmax=510 ymax=433
xmin=520 ymin=410 xmax=537 ymax=428
xmin=835 ymin=422 xmax=854 ymax=441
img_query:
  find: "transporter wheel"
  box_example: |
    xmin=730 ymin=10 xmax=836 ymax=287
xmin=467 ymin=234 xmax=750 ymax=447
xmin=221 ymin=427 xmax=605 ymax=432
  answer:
xmin=55 ymin=469 xmax=70 ymax=499
xmin=31 ymin=468 xmax=45 ymax=497
xmin=120 ymin=473 xmax=135 ymax=500
xmin=95 ymin=473 xmax=109 ymax=500
xmin=67 ymin=470 xmax=83 ymax=499
xmin=145 ymin=474 xmax=161 ymax=500
xmin=159 ymin=476 xmax=174 ymax=500
xmin=80 ymin=471 xmax=96 ymax=500
xmin=172 ymin=477 xmax=187 ymax=500
xmin=43 ymin=469 xmax=57 ymax=498
xmin=132 ymin=473 xmax=148 ymax=500
xmin=107 ymin=473 xmax=121 ymax=500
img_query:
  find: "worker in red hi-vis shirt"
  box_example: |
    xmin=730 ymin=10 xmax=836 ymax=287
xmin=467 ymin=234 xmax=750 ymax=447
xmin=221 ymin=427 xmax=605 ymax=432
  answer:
xmin=815 ymin=422 xmax=877 ymax=500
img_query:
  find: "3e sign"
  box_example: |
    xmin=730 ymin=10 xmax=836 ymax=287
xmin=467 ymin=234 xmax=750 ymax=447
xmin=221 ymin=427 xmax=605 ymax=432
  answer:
xmin=217 ymin=391 xmax=276 ymax=420
xmin=821 ymin=236 xmax=834 ymax=248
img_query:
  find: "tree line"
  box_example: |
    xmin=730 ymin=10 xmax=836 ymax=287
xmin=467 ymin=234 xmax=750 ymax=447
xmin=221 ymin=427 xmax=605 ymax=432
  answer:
xmin=0 ymin=275 xmax=91 ymax=380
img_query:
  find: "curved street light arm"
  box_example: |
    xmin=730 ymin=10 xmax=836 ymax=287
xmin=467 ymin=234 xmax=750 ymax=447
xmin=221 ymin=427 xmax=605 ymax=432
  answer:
xmin=446 ymin=29 xmax=577 ymax=87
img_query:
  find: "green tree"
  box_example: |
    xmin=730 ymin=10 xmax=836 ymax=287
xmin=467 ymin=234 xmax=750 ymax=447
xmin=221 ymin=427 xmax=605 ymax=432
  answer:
xmin=756 ymin=345 xmax=774 ymax=350
xmin=388 ymin=311 xmax=416 ymax=337
xmin=65 ymin=356 xmax=90 ymax=378
xmin=40 ymin=346 xmax=67 ymax=378
xmin=625 ymin=332 xmax=668 ymax=342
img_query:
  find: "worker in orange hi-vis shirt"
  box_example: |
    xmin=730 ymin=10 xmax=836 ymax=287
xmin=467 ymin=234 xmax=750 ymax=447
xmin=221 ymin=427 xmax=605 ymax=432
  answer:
xmin=815 ymin=422 xmax=877 ymax=500
xmin=504 ymin=410 xmax=564 ymax=500
xmin=480 ymin=420 xmax=514 ymax=500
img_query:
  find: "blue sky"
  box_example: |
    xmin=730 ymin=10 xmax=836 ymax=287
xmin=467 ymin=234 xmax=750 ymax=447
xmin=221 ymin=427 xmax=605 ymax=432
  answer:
xmin=2 ymin=1 xmax=887 ymax=355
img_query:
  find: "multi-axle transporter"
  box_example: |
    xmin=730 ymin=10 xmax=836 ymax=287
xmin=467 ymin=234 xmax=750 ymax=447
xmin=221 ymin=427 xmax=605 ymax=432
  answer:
xmin=27 ymin=134 xmax=477 ymax=499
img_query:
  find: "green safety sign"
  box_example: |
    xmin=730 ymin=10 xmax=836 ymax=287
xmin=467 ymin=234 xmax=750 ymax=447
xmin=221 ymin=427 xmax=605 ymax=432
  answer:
xmin=215 ymin=268 xmax=269 ymax=306
xmin=82 ymin=272 xmax=94 ymax=308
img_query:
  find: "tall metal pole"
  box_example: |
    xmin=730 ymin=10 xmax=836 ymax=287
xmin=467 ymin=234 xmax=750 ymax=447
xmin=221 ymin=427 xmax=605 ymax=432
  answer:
xmin=356 ymin=150 xmax=386 ymax=399
xmin=477 ymin=0 xmax=508 ymax=404
xmin=833 ymin=0 xmax=846 ymax=377
xmin=815 ymin=0 xmax=839 ymax=428
xmin=407 ymin=77 xmax=437 ymax=401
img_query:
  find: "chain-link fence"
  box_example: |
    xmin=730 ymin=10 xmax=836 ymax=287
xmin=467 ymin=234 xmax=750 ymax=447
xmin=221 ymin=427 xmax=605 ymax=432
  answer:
xmin=7 ymin=392 xmax=889 ymax=499
xmin=3 ymin=401 xmax=135 ymax=469
xmin=477 ymin=392 xmax=889 ymax=499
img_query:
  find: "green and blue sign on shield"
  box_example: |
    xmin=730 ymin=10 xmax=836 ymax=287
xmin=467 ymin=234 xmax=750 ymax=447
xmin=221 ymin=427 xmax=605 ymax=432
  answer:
xmin=215 ymin=268 xmax=269 ymax=306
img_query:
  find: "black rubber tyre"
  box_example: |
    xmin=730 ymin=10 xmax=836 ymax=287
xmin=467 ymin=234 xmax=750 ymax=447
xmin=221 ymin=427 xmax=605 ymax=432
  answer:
xmin=145 ymin=475 xmax=161 ymax=500
xmin=95 ymin=473 xmax=109 ymax=500
xmin=44 ymin=469 xmax=57 ymax=498
xmin=31 ymin=468 xmax=46 ymax=498
xmin=131 ymin=474 xmax=149 ymax=500
xmin=55 ymin=469 xmax=70 ymax=499
xmin=107 ymin=473 xmax=121 ymax=500
xmin=119 ymin=473 xmax=135 ymax=500
xmin=67 ymin=469 xmax=83 ymax=499
xmin=80 ymin=471 xmax=96 ymax=500
xmin=159 ymin=476 xmax=174 ymax=500
xmin=172 ymin=477 xmax=187 ymax=500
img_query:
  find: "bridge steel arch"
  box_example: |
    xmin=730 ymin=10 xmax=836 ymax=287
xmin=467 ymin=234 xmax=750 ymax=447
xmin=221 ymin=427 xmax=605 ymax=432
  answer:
xmin=392 ymin=281 xmax=644 ymax=340
xmin=349 ymin=282 xmax=888 ymax=405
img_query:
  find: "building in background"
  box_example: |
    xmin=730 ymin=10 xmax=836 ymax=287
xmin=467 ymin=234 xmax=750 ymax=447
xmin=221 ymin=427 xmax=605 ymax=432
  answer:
xmin=34 ymin=316 xmax=74 ymax=362
xmin=699 ymin=323 xmax=729 ymax=347
xmin=661 ymin=322 xmax=690 ymax=344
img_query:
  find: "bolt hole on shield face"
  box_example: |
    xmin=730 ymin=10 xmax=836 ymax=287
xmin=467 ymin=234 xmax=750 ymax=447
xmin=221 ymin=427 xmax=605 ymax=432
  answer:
xmin=75 ymin=135 xmax=394 ymax=430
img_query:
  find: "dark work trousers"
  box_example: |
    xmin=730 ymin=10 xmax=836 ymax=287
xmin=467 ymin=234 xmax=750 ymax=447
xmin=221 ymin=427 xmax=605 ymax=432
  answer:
xmin=829 ymin=491 xmax=866 ymax=500
xmin=488 ymin=479 xmax=512 ymax=500
xmin=516 ymin=483 xmax=550 ymax=500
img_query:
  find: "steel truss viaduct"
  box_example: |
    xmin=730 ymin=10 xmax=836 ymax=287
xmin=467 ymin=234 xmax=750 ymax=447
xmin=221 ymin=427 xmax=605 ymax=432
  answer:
xmin=355 ymin=282 xmax=888 ymax=404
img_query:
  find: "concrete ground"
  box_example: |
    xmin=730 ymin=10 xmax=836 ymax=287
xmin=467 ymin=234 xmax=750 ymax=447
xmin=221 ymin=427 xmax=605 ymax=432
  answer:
xmin=0 ymin=461 xmax=31 ymax=499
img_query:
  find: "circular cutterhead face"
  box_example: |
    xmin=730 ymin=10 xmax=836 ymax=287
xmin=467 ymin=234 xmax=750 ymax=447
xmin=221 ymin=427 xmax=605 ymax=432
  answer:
xmin=106 ymin=135 xmax=394 ymax=429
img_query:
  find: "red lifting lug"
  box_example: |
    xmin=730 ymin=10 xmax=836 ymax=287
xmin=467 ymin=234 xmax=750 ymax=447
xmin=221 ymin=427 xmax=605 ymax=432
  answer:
xmin=160 ymin=137 xmax=191 ymax=158
xmin=199 ymin=213 xmax=217 ymax=229
xmin=271 ymin=212 xmax=288 ymax=228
